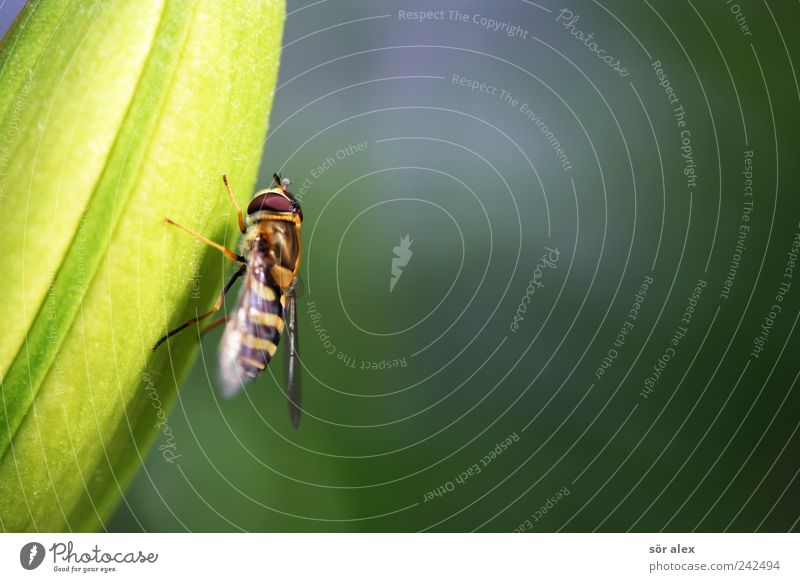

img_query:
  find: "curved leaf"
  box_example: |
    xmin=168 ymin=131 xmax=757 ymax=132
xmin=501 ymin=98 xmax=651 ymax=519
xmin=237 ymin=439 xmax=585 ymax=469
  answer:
xmin=0 ymin=0 xmax=286 ymax=532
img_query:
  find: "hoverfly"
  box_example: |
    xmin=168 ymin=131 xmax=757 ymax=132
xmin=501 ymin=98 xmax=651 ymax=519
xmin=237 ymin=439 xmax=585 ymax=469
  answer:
xmin=153 ymin=173 xmax=303 ymax=428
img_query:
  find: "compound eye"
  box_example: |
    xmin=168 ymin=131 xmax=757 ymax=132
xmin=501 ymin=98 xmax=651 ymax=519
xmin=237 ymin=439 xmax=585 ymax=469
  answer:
xmin=247 ymin=193 xmax=295 ymax=215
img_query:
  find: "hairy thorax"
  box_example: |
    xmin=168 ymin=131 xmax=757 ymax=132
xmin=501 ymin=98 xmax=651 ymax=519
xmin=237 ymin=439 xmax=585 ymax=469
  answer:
xmin=241 ymin=212 xmax=301 ymax=288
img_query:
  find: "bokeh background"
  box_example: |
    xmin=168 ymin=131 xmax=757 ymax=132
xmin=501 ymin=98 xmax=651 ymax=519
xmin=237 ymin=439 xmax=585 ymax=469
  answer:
xmin=3 ymin=0 xmax=798 ymax=532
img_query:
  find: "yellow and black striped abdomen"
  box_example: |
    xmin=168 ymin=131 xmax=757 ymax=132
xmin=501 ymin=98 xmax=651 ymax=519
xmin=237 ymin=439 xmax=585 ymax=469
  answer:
xmin=219 ymin=257 xmax=285 ymax=396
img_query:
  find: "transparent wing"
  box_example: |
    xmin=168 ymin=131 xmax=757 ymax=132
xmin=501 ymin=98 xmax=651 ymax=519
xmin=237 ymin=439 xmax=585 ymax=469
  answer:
xmin=218 ymin=271 xmax=252 ymax=399
xmin=293 ymin=273 xmax=305 ymax=299
xmin=284 ymin=280 xmax=302 ymax=428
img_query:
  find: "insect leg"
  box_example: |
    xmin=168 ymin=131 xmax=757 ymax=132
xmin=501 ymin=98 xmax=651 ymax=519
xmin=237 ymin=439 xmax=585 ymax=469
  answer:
xmin=222 ymin=174 xmax=246 ymax=234
xmin=199 ymin=315 xmax=230 ymax=336
xmin=152 ymin=264 xmax=246 ymax=351
xmin=164 ymin=217 xmax=245 ymax=263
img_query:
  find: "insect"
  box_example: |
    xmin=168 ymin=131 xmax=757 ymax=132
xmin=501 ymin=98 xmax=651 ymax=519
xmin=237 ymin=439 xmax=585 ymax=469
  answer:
xmin=152 ymin=173 xmax=303 ymax=428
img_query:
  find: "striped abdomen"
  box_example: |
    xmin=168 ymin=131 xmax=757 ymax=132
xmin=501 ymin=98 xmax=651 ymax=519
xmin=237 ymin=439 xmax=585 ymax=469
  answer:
xmin=219 ymin=257 xmax=285 ymax=397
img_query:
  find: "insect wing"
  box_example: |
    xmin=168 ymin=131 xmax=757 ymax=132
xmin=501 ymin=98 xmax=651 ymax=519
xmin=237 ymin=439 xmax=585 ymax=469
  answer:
xmin=292 ymin=273 xmax=305 ymax=299
xmin=218 ymin=279 xmax=252 ymax=398
xmin=284 ymin=280 xmax=302 ymax=428
xmin=218 ymin=262 xmax=284 ymax=398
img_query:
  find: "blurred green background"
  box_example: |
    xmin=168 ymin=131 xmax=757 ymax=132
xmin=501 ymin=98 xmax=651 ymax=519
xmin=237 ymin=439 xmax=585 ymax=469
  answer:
xmin=6 ymin=0 xmax=797 ymax=532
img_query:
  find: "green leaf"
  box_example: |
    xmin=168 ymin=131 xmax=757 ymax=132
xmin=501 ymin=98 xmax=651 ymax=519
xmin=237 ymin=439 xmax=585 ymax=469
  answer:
xmin=0 ymin=0 xmax=285 ymax=532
